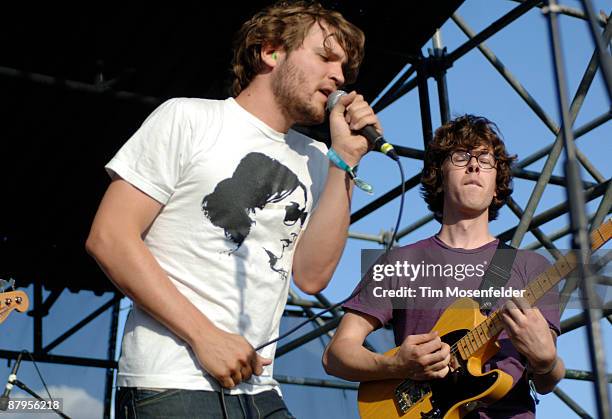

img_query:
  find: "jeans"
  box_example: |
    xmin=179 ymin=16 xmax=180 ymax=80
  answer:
xmin=115 ymin=387 xmax=296 ymax=419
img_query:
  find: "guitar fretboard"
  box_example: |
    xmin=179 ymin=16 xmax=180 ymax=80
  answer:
xmin=456 ymin=219 xmax=611 ymax=360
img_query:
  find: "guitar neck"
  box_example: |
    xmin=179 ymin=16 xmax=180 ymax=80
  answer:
xmin=456 ymin=220 xmax=611 ymax=360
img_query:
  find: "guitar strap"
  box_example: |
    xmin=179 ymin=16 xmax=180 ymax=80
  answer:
xmin=476 ymin=240 xmax=517 ymax=314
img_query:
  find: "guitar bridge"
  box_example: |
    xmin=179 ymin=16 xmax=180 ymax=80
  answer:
xmin=394 ymin=380 xmax=430 ymax=414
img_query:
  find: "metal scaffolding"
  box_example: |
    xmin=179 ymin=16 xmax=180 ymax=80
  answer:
xmin=1 ymin=1 xmax=610 ymax=418
xmin=279 ymin=0 xmax=611 ymax=417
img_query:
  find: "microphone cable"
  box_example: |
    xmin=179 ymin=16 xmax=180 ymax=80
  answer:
xmin=218 ymin=141 xmax=406 ymax=419
xmin=219 ymin=157 xmax=405 ymax=419
xmin=255 ymin=157 xmax=405 ymax=352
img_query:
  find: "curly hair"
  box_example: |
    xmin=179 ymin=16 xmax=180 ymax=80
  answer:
xmin=231 ymin=0 xmax=365 ymax=96
xmin=421 ymin=115 xmax=517 ymax=222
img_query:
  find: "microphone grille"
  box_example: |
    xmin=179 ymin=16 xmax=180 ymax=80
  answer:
xmin=326 ymin=90 xmax=347 ymax=113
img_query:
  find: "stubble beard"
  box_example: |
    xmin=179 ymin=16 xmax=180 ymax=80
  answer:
xmin=272 ymin=59 xmax=325 ymax=126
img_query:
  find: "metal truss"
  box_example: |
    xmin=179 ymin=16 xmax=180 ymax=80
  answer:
xmin=0 ymin=1 xmax=610 ymax=418
xmin=0 ymin=282 xmax=122 ymax=418
xmin=280 ymin=0 xmax=612 ymax=417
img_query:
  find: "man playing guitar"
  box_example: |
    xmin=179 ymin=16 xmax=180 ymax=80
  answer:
xmin=323 ymin=115 xmax=565 ymax=418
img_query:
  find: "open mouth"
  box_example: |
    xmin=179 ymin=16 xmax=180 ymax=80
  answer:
xmin=318 ymin=88 xmax=333 ymax=101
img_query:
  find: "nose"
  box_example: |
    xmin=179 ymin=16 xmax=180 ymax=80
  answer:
xmin=466 ymin=156 xmax=480 ymax=173
xmin=329 ymin=63 xmax=345 ymax=88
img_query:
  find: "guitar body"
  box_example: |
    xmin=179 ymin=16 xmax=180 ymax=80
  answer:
xmin=358 ymin=298 xmax=513 ymax=419
xmin=357 ymin=220 xmax=612 ymax=418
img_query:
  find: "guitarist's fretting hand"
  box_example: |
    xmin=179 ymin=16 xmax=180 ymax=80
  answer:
xmin=500 ymin=297 xmax=557 ymax=373
xmin=392 ymin=331 xmax=451 ymax=380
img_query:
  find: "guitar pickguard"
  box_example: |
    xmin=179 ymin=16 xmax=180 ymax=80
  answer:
xmin=393 ymin=329 xmax=499 ymax=418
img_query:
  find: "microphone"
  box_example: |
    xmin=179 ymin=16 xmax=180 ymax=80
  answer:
xmin=326 ymin=90 xmax=399 ymax=161
xmin=0 ymin=351 xmax=23 ymax=411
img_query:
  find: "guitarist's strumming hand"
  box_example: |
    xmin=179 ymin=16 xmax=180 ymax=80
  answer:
xmin=391 ymin=331 xmax=451 ymax=380
xmin=500 ymin=297 xmax=557 ymax=373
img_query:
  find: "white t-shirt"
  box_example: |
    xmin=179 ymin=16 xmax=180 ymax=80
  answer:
xmin=106 ymin=97 xmax=329 ymax=394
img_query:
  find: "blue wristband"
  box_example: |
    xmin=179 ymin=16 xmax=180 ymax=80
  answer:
xmin=327 ymin=148 xmax=373 ymax=194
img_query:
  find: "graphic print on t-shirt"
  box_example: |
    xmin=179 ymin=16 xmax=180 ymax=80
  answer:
xmin=201 ymin=152 xmax=308 ymax=280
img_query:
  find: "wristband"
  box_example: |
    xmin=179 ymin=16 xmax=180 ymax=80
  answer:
xmin=530 ymin=356 xmax=558 ymax=376
xmin=327 ymin=148 xmax=373 ymax=194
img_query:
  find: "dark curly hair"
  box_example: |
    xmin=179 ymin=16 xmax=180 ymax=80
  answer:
xmin=231 ymin=0 xmax=365 ymax=96
xmin=421 ymin=115 xmax=517 ymax=222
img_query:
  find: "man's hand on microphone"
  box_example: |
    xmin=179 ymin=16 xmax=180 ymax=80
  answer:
xmin=329 ymin=91 xmax=381 ymax=167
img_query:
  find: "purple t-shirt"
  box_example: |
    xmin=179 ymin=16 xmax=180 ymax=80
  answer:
xmin=344 ymin=236 xmax=560 ymax=418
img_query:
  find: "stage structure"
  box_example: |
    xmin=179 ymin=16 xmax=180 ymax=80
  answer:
xmin=0 ymin=1 xmax=610 ymax=418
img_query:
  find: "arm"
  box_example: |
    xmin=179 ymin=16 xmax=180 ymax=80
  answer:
xmin=500 ymin=297 xmax=565 ymax=394
xmin=292 ymin=92 xmax=375 ymax=294
xmin=323 ymin=311 xmax=450 ymax=382
xmin=530 ymin=331 xmax=564 ymax=394
xmin=86 ymin=178 xmax=270 ymax=388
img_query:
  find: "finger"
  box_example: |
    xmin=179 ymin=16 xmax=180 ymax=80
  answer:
xmin=348 ymin=111 xmax=379 ymax=132
xmin=240 ymin=365 xmax=253 ymax=381
xmin=345 ymin=98 xmax=371 ymax=115
xmin=419 ymin=349 xmax=447 ymax=367
xmin=333 ymin=91 xmax=357 ymax=114
xmin=504 ymin=300 xmax=518 ymax=312
xmin=230 ymin=370 xmax=243 ymax=386
xmin=500 ymin=311 xmax=519 ymax=334
xmin=420 ymin=342 xmax=449 ymax=365
xmin=511 ymin=297 xmax=531 ymax=311
xmin=344 ymin=94 xmax=367 ymax=111
xmin=431 ymin=365 xmax=450 ymax=379
xmin=415 ymin=335 xmax=444 ymax=355
xmin=506 ymin=301 xmax=530 ymax=327
xmin=503 ymin=300 xmax=523 ymax=321
xmin=221 ymin=376 xmax=236 ymax=388
xmin=344 ymin=100 xmax=372 ymax=120
xmin=351 ymin=116 xmax=381 ymax=134
xmin=425 ymin=356 xmax=451 ymax=373
xmin=404 ymin=332 xmax=439 ymax=346
xmin=252 ymin=355 xmax=272 ymax=376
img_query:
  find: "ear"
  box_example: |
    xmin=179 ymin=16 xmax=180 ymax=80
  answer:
xmin=262 ymin=44 xmax=282 ymax=68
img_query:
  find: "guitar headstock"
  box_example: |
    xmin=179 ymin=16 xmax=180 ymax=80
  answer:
xmin=0 ymin=290 xmax=30 ymax=324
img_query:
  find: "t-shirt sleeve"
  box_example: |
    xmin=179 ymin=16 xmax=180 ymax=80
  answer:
xmin=105 ymin=98 xmax=196 ymax=205
xmin=285 ymin=133 xmax=328 ymax=237
xmin=343 ymin=252 xmax=395 ymax=328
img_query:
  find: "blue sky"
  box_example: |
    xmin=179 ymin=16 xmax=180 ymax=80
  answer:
xmin=2 ymin=1 xmax=610 ymax=418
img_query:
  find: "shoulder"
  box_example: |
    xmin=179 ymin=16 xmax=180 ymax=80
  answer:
xmin=287 ymin=129 xmax=328 ymax=156
xmin=158 ymin=97 xmax=225 ymax=119
xmin=515 ymin=248 xmax=551 ymax=268
xmin=513 ymin=248 xmax=552 ymax=281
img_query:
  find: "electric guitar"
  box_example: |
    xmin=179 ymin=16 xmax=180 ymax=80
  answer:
xmin=358 ymin=219 xmax=611 ymax=419
xmin=0 ymin=290 xmax=29 ymax=324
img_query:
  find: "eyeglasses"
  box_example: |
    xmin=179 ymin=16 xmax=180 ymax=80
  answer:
xmin=449 ymin=150 xmax=497 ymax=170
